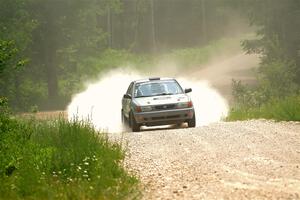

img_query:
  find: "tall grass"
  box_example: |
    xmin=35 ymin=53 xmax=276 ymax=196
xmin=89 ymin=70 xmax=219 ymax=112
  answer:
xmin=227 ymin=96 xmax=300 ymax=121
xmin=0 ymin=111 xmax=140 ymax=199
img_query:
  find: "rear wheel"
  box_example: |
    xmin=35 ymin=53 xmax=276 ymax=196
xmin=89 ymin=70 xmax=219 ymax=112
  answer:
xmin=188 ymin=112 xmax=196 ymax=128
xmin=130 ymin=112 xmax=140 ymax=132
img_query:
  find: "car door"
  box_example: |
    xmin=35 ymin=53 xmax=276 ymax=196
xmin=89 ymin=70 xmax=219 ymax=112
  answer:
xmin=122 ymin=82 xmax=134 ymax=118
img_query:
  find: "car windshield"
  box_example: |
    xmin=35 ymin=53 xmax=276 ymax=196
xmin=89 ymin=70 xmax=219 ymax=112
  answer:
xmin=134 ymin=80 xmax=183 ymax=98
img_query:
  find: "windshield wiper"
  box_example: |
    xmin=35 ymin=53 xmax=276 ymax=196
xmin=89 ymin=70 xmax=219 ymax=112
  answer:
xmin=135 ymin=95 xmax=154 ymax=98
xmin=136 ymin=93 xmax=173 ymax=98
xmin=157 ymin=92 xmax=173 ymax=96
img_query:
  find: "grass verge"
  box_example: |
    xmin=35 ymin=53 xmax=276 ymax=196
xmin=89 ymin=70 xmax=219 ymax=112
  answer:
xmin=0 ymin=111 xmax=140 ymax=199
xmin=227 ymin=96 xmax=300 ymax=121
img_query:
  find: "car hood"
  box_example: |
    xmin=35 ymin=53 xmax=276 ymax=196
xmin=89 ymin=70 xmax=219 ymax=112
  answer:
xmin=133 ymin=94 xmax=190 ymax=106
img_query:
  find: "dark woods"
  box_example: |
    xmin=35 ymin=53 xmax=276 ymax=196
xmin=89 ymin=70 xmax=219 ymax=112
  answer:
xmin=0 ymin=0 xmax=299 ymax=111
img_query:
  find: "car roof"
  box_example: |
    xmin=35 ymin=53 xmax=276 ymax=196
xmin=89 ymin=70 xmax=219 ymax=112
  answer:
xmin=134 ymin=77 xmax=175 ymax=84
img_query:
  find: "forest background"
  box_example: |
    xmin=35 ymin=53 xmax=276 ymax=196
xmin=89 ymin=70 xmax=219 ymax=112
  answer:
xmin=0 ymin=0 xmax=299 ymax=115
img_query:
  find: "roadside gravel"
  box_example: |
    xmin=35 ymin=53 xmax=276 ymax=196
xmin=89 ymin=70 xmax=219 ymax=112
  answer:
xmin=113 ymin=120 xmax=300 ymax=199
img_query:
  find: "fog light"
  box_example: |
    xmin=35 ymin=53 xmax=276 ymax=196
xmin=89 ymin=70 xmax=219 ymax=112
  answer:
xmin=136 ymin=116 xmax=143 ymax=121
xmin=135 ymin=106 xmax=142 ymax=112
xmin=141 ymin=106 xmax=152 ymax=112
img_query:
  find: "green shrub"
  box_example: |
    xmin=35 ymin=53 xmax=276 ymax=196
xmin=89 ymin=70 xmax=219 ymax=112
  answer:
xmin=257 ymin=60 xmax=299 ymax=98
xmin=227 ymin=96 xmax=300 ymax=121
xmin=229 ymin=58 xmax=300 ymax=121
xmin=0 ymin=111 xmax=140 ymax=199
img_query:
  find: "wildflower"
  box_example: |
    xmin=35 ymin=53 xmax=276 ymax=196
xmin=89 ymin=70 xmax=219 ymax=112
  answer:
xmin=84 ymin=162 xmax=89 ymax=166
xmin=83 ymin=157 xmax=90 ymax=161
xmin=11 ymin=184 xmax=16 ymax=190
xmin=67 ymin=177 xmax=73 ymax=182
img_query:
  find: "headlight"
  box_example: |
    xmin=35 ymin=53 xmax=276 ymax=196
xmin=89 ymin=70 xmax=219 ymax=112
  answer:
xmin=141 ymin=106 xmax=152 ymax=112
xmin=177 ymin=101 xmax=193 ymax=109
xmin=177 ymin=102 xmax=189 ymax=108
xmin=135 ymin=105 xmax=152 ymax=112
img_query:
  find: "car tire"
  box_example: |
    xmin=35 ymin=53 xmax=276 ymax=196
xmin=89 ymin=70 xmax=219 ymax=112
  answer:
xmin=121 ymin=110 xmax=123 ymax=123
xmin=176 ymin=123 xmax=183 ymax=127
xmin=121 ymin=109 xmax=125 ymax=124
xmin=188 ymin=112 xmax=196 ymax=128
xmin=130 ymin=112 xmax=140 ymax=132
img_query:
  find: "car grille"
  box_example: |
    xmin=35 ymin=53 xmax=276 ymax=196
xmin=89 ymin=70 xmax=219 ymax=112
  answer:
xmin=153 ymin=104 xmax=176 ymax=111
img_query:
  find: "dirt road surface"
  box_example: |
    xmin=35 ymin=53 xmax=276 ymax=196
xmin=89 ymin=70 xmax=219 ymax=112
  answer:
xmin=114 ymin=120 xmax=300 ymax=199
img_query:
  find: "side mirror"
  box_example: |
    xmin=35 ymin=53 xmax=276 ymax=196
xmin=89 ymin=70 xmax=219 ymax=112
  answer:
xmin=184 ymin=88 xmax=192 ymax=93
xmin=123 ymin=94 xmax=132 ymax=99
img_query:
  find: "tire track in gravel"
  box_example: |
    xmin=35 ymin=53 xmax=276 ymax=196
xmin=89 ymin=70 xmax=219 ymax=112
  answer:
xmin=113 ymin=120 xmax=300 ymax=199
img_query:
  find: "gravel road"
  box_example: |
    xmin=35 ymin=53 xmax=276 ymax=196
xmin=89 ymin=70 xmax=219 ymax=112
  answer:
xmin=113 ymin=120 xmax=300 ymax=199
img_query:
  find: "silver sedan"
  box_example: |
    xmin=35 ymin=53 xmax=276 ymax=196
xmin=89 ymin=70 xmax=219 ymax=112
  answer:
xmin=121 ymin=77 xmax=196 ymax=132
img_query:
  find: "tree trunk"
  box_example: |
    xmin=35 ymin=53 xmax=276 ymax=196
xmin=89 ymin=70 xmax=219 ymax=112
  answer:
xmin=150 ymin=0 xmax=157 ymax=53
xmin=14 ymin=73 xmax=21 ymax=110
xmin=133 ymin=0 xmax=141 ymax=51
xmin=44 ymin=4 xmax=59 ymax=108
xmin=201 ymin=0 xmax=207 ymax=44
xmin=46 ymin=52 xmax=58 ymax=104
xmin=107 ymin=7 xmax=113 ymax=48
xmin=120 ymin=3 xmax=126 ymax=49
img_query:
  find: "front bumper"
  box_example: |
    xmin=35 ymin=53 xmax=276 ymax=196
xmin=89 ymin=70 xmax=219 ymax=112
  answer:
xmin=133 ymin=108 xmax=195 ymax=126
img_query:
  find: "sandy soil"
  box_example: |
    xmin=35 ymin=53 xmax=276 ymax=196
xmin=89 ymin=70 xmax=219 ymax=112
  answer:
xmin=116 ymin=120 xmax=300 ymax=199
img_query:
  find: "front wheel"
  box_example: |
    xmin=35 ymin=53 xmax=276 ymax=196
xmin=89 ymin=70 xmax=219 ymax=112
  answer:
xmin=121 ymin=110 xmax=125 ymax=124
xmin=130 ymin=112 xmax=140 ymax=132
xmin=188 ymin=112 xmax=196 ymax=128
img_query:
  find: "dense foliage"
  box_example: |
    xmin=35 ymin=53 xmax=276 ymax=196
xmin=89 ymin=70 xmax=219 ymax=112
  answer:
xmin=1 ymin=0 xmax=299 ymax=121
xmin=0 ymin=0 xmax=249 ymax=111
xmin=228 ymin=0 xmax=300 ymax=121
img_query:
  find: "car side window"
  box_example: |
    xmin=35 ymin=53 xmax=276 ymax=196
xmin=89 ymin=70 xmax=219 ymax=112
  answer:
xmin=126 ymin=82 xmax=133 ymax=95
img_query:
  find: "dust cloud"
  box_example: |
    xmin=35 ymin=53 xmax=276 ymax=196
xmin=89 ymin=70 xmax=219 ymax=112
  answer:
xmin=67 ymin=68 xmax=229 ymax=133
